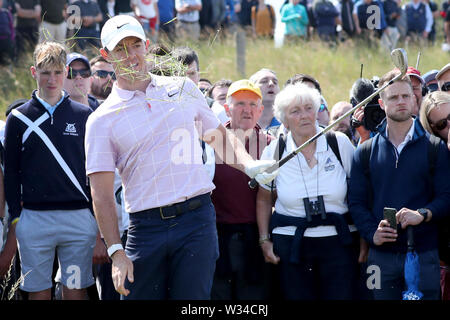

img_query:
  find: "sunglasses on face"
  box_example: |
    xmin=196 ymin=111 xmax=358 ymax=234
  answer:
xmin=318 ymin=104 xmax=328 ymax=112
xmin=67 ymin=68 xmax=91 ymax=79
xmin=431 ymin=113 xmax=450 ymax=131
xmin=426 ymin=83 xmax=439 ymax=93
xmin=441 ymin=82 xmax=450 ymax=92
xmin=94 ymin=70 xmax=116 ymax=80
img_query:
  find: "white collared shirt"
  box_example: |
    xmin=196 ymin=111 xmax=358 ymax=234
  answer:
xmin=260 ymin=125 xmax=356 ymax=237
xmin=386 ymin=120 xmax=415 ymax=154
xmin=85 ymin=74 xmax=220 ymax=213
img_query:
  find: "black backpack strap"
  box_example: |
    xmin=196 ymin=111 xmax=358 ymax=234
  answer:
xmin=427 ymin=133 xmax=440 ymax=177
xmin=201 ymin=140 xmax=207 ymax=164
xmin=270 ymin=133 xmax=286 ymax=204
xmin=325 ymin=131 xmax=343 ymax=169
xmin=359 ymin=138 xmax=373 ymax=209
xmin=267 ymin=4 xmax=275 ymax=29
xmin=115 ymin=185 xmax=123 ymax=205
xmin=427 ymin=133 xmax=441 ymax=195
xmin=277 ymin=133 xmax=286 ymax=161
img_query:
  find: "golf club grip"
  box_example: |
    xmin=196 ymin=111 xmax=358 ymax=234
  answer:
xmin=248 ymin=152 xmax=297 ymax=189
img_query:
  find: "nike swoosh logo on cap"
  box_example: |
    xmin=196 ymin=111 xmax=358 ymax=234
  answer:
xmin=117 ymin=23 xmax=129 ymax=29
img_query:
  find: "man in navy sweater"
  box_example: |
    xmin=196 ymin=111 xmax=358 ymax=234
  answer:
xmin=3 ymin=42 xmax=98 ymax=300
xmin=349 ymin=69 xmax=450 ymax=300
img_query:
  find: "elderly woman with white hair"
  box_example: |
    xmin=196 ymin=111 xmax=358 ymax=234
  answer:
xmin=256 ymin=83 xmax=358 ymax=300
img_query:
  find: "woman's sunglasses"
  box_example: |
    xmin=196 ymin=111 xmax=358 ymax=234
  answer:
xmin=441 ymin=82 xmax=450 ymax=92
xmin=431 ymin=113 xmax=450 ymax=131
xmin=318 ymin=104 xmax=328 ymax=112
xmin=94 ymin=70 xmax=116 ymax=80
xmin=67 ymin=68 xmax=91 ymax=79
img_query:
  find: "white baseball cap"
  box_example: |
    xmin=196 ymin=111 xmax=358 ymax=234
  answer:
xmin=436 ymin=63 xmax=450 ymax=81
xmin=101 ymin=15 xmax=146 ymax=51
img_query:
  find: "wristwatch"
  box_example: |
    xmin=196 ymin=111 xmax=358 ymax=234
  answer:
xmin=107 ymin=243 xmax=124 ymax=258
xmin=350 ymin=116 xmax=362 ymax=129
xmin=417 ymin=208 xmax=428 ymax=222
xmin=259 ymin=234 xmax=270 ymax=245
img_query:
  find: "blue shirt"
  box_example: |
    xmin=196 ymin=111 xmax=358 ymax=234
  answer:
xmin=36 ymin=91 xmax=65 ymax=115
xmin=266 ymin=117 xmax=281 ymax=129
xmin=158 ymin=0 xmax=175 ymax=24
xmin=175 ymin=0 xmax=202 ymax=22
xmin=280 ymin=2 xmax=309 ymax=36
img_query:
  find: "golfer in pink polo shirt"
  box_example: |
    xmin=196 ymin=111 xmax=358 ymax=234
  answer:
xmin=85 ymin=15 xmax=278 ymax=300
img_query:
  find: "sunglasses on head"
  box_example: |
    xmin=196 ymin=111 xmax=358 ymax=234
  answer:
xmin=431 ymin=113 xmax=450 ymax=131
xmin=94 ymin=70 xmax=116 ymax=80
xmin=318 ymin=104 xmax=328 ymax=112
xmin=67 ymin=68 xmax=91 ymax=79
xmin=441 ymin=82 xmax=450 ymax=92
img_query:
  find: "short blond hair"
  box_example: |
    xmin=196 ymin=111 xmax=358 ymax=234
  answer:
xmin=33 ymin=42 xmax=67 ymax=70
xmin=419 ymin=91 xmax=450 ymax=135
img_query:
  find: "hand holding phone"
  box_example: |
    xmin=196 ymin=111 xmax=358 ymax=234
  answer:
xmin=373 ymin=208 xmax=398 ymax=246
xmin=383 ymin=207 xmax=398 ymax=230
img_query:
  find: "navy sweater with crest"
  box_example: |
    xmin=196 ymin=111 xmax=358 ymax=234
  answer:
xmin=4 ymin=91 xmax=93 ymax=224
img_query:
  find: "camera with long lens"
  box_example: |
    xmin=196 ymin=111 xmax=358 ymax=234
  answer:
xmin=350 ymin=77 xmax=386 ymax=132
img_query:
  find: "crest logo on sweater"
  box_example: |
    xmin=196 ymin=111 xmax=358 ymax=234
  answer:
xmin=63 ymin=123 xmax=78 ymax=136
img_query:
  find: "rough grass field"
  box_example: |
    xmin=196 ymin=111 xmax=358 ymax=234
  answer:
xmin=0 ymin=34 xmax=449 ymax=120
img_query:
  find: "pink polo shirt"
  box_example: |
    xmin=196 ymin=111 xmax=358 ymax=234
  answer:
xmin=85 ymin=74 xmax=220 ymax=213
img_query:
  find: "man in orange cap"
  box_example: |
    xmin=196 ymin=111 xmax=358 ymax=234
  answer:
xmin=210 ymin=79 xmax=276 ymax=300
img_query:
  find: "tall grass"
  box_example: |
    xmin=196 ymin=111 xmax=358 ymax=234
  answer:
xmin=0 ymin=35 xmax=448 ymax=120
xmin=194 ymin=36 xmax=449 ymax=107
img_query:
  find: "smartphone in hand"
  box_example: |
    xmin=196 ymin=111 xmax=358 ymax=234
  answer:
xmin=383 ymin=207 xmax=397 ymax=230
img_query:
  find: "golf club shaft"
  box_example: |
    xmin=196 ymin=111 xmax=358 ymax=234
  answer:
xmin=248 ymin=72 xmax=405 ymax=189
xmin=415 ymin=51 xmax=421 ymax=70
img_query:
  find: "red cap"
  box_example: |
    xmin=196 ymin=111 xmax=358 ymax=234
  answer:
xmin=406 ymin=67 xmax=424 ymax=85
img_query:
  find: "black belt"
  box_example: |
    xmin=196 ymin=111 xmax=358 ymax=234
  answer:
xmin=131 ymin=193 xmax=210 ymax=220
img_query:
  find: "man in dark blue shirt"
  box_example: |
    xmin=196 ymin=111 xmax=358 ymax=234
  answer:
xmin=3 ymin=42 xmax=100 ymax=300
xmin=158 ymin=0 xmax=175 ymax=42
xmin=349 ymin=69 xmax=450 ymax=300
xmin=71 ymin=0 xmax=103 ymax=50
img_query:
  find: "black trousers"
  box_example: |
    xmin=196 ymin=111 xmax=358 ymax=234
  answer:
xmin=15 ymin=26 xmax=39 ymax=55
xmin=273 ymin=233 xmax=357 ymax=300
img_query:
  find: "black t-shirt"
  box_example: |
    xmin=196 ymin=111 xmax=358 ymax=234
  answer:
xmin=72 ymin=0 xmax=100 ymax=29
xmin=40 ymin=0 xmax=67 ymax=24
xmin=383 ymin=0 xmax=400 ymax=27
xmin=447 ymin=6 xmax=450 ymax=22
xmin=238 ymin=0 xmax=257 ymax=26
xmin=88 ymin=94 xmax=100 ymax=111
xmin=114 ymin=0 xmax=132 ymax=15
xmin=16 ymin=0 xmax=40 ymax=27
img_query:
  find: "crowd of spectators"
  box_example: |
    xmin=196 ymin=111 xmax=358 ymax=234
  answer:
xmin=1 ymin=0 xmax=450 ymax=65
xmin=0 ymin=3 xmax=450 ymax=302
